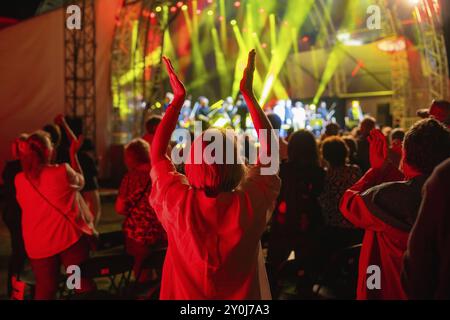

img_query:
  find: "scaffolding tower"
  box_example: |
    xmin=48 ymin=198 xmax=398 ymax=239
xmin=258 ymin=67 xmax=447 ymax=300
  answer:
xmin=376 ymin=0 xmax=412 ymax=127
xmin=64 ymin=0 xmax=97 ymax=141
xmin=415 ymin=0 xmax=449 ymax=101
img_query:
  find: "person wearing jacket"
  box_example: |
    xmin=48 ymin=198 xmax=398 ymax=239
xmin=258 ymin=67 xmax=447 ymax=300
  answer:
xmin=339 ymin=119 xmax=450 ymax=299
xmin=402 ymin=158 xmax=450 ymax=299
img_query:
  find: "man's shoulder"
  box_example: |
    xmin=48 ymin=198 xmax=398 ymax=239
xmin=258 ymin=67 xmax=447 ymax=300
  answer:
xmin=362 ymin=178 xmax=426 ymax=231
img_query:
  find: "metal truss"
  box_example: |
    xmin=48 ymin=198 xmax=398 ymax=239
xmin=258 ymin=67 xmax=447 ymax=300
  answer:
xmin=64 ymin=0 xmax=97 ymax=141
xmin=376 ymin=0 xmax=412 ymax=126
xmin=414 ymin=0 xmax=449 ymax=101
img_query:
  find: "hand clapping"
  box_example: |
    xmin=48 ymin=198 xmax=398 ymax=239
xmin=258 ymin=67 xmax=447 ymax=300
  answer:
xmin=368 ymin=129 xmax=388 ymax=170
xmin=162 ymin=56 xmax=186 ymax=106
xmin=240 ymin=49 xmax=256 ymax=97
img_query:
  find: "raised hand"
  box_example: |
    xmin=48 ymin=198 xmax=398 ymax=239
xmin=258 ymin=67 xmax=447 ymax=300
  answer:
xmin=152 ymin=57 xmax=186 ymax=164
xmin=240 ymin=49 xmax=256 ymax=97
xmin=54 ymin=114 xmax=65 ymax=126
xmin=55 ymin=113 xmax=78 ymax=144
xmin=368 ymin=129 xmax=388 ymax=170
xmin=162 ymin=56 xmax=186 ymax=105
xmin=70 ymin=134 xmax=84 ymax=156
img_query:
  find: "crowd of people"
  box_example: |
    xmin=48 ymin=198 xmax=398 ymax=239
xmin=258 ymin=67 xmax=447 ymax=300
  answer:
xmin=2 ymin=50 xmax=450 ymax=300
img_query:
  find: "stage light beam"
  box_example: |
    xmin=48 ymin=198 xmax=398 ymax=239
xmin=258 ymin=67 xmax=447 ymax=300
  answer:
xmin=259 ymin=0 xmax=314 ymax=105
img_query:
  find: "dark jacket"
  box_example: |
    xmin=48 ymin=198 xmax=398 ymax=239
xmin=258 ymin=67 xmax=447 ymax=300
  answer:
xmin=275 ymin=162 xmax=325 ymax=234
xmin=356 ymin=135 xmax=371 ymax=173
xmin=340 ymin=162 xmax=427 ymax=299
xmin=402 ymin=158 xmax=450 ymax=299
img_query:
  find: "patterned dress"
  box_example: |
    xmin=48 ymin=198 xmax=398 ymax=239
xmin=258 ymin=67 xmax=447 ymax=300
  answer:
xmin=319 ymin=164 xmax=362 ymax=228
xmin=118 ymin=169 xmax=166 ymax=245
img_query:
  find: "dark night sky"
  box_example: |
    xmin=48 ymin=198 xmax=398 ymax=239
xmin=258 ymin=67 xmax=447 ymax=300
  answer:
xmin=0 ymin=0 xmax=42 ymax=20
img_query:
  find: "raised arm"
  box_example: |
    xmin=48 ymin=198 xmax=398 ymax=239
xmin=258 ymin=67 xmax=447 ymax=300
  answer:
xmin=55 ymin=114 xmax=78 ymax=143
xmin=151 ymin=57 xmax=186 ymax=165
xmin=239 ymin=50 xmax=274 ymax=160
xmin=340 ymin=129 xmax=404 ymax=229
xmin=54 ymin=114 xmax=84 ymax=174
xmin=69 ymin=134 xmax=84 ymax=177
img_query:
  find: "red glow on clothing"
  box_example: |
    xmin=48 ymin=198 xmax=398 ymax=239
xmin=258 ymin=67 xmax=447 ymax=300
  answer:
xmin=278 ymin=201 xmax=287 ymax=214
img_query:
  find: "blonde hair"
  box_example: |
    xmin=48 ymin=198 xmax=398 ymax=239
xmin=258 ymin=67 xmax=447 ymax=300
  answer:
xmin=21 ymin=131 xmax=52 ymax=180
xmin=184 ymin=129 xmax=246 ymax=196
xmin=125 ymin=138 xmax=150 ymax=168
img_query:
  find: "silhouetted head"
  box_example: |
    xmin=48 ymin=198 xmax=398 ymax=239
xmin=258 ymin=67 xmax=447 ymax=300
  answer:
xmin=321 ymin=136 xmax=349 ymax=168
xmin=145 ymin=115 xmax=163 ymax=135
xmin=288 ymin=130 xmax=319 ymax=167
xmin=402 ymin=118 xmax=450 ymax=176
xmin=266 ymin=113 xmax=282 ymax=131
xmin=359 ymin=117 xmax=376 ymax=137
xmin=124 ymin=138 xmax=150 ymax=170
xmin=43 ymin=124 xmax=62 ymax=148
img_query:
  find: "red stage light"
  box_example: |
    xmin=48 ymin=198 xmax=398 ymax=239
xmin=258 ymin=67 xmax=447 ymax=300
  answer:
xmin=170 ymin=6 xmax=177 ymax=13
xmin=176 ymin=1 xmax=183 ymax=8
xmin=150 ymin=12 xmax=156 ymax=19
xmin=351 ymin=60 xmax=364 ymax=77
xmin=302 ymin=36 xmax=309 ymax=43
xmin=234 ymin=1 xmax=241 ymax=8
xmin=197 ymin=9 xmax=202 ymax=15
xmin=261 ymin=42 xmax=267 ymax=48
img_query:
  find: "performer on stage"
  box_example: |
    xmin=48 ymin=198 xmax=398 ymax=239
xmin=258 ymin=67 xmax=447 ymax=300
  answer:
xmin=236 ymin=94 xmax=249 ymax=132
xmin=346 ymin=101 xmax=364 ymax=129
xmin=178 ymin=95 xmax=192 ymax=128
xmin=317 ymin=101 xmax=328 ymax=120
xmin=291 ymin=101 xmax=306 ymax=130
xmin=273 ymin=100 xmax=286 ymax=125
xmin=223 ymin=96 xmax=236 ymax=119
xmin=162 ymin=92 xmax=174 ymax=113
xmin=191 ymin=96 xmax=210 ymax=121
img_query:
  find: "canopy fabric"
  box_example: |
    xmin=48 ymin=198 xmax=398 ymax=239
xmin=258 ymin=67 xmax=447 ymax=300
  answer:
xmin=0 ymin=0 xmax=121 ymax=182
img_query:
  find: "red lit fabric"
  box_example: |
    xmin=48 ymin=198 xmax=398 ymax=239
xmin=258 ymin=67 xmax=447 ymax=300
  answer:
xmin=340 ymin=164 xmax=409 ymax=300
xmin=149 ymin=159 xmax=281 ymax=300
xmin=15 ymin=164 xmax=83 ymax=259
